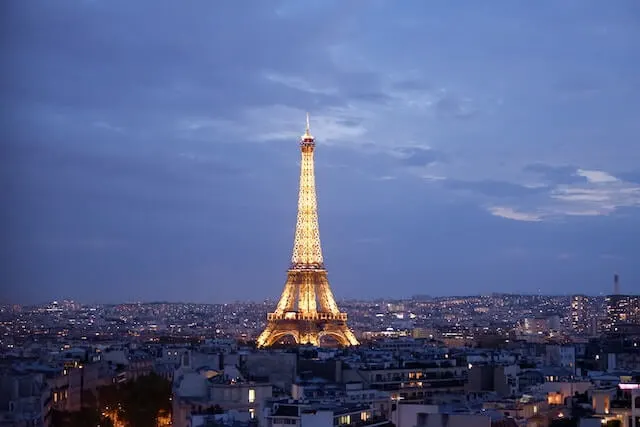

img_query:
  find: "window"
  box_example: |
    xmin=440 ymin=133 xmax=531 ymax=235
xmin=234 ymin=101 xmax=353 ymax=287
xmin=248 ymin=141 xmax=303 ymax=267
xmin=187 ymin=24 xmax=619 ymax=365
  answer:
xmin=249 ymin=408 xmax=255 ymax=419
xmin=273 ymin=418 xmax=297 ymax=425
xmin=248 ymin=388 xmax=255 ymax=403
xmin=338 ymin=415 xmax=351 ymax=425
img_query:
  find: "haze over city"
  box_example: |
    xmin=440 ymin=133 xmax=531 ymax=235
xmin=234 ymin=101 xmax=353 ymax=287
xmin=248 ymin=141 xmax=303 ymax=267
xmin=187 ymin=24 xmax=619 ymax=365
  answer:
xmin=3 ymin=1 xmax=640 ymax=304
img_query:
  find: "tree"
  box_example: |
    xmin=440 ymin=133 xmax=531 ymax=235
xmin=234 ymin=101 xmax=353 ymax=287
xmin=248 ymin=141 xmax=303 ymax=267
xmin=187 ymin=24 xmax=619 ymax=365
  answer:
xmin=118 ymin=373 xmax=172 ymax=427
xmin=549 ymin=418 xmax=577 ymax=427
xmin=51 ymin=407 xmax=113 ymax=427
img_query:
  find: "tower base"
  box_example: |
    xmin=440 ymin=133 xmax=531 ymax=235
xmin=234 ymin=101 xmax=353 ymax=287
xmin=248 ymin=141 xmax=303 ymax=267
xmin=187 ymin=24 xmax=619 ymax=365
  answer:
xmin=257 ymin=316 xmax=359 ymax=347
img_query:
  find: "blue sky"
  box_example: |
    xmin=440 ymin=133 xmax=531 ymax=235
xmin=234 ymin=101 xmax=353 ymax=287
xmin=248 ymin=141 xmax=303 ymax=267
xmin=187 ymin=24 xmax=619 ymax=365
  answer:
xmin=2 ymin=1 xmax=639 ymax=304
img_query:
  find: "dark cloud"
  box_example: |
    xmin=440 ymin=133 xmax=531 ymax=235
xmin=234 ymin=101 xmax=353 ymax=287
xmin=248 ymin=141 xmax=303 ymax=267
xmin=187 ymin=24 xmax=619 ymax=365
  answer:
xmin=553 ymin=75 xmax=601 ymax=97
xmin=349 ymin=92 xmax=394 ymax=103
xmin=1 ymin=138 xmax=295 ymax=304
xmin=1 ymin=1 xmax=359 ymax=125
xmin=442 ymin=180 xmax=547 ymax=198
xmin=435 ymin=93 xmax=478 ymax=119
xmin=524 ymin=163 xmax=586 ymax=184
xmin=334 ymin=118 xmax=365 ymax=128
xmin=618 ymin=170 xmax=640 ymax=184
xmin=395 ymin=147 xmax=447 ymax=167
xmin=391 ymin=79 xmax=433 ymax=92
xmin=335 ymin=72 xmax=395 ymax=104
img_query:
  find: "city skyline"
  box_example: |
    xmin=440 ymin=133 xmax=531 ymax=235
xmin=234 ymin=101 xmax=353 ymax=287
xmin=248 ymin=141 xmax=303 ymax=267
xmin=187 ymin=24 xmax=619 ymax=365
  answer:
xmin=0 ymin=292 xmax=625 ymax=308
xmin=3 ymin=1 xmax=640 ymax=304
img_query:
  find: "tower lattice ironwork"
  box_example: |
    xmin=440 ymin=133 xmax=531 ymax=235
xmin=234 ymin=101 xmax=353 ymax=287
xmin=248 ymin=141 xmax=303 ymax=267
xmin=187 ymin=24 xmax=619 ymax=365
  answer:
xmin=256 ymin=114 xmax=359 ymax=348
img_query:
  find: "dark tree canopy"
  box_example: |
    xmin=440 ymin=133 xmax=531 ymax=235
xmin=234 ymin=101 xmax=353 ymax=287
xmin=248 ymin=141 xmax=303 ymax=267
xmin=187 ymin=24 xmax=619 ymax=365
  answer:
xmin=53 ymin=373 xmax=172 ymax=427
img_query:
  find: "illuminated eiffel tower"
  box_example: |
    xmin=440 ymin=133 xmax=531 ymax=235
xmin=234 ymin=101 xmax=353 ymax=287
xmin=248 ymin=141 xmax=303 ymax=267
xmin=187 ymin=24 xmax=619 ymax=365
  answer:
xmin=256 ymin=115 xmax=359 ymax=348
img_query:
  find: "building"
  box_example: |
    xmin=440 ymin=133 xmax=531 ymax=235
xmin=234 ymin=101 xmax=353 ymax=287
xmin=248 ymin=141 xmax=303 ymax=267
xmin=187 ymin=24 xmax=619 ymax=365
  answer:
xmin=466 ymin=364 xmax=519 ymax=397
xmin=172 ymin=352 xmax=272 ymax=427
xmin=264 ymin=400 xmax=390 ymax=427
xmin=571 ymin=295 xmax=590 ymax=335
xmin=545 ymin=345 xmax=576 ymax=372
xmin=173 ymin=376 xmax=272 ymax=427
xmin=0 ymin=372 xmax=52 ymax=427
xmin=344 ymin=361 xmax=467 ymax=402
xmin=392 ymin=403 xmax=496 ymax=427
xmin=605 ymin=295 xmax=640 ymax=331
xmin=522 ymin=317 xmax=550 ymax=336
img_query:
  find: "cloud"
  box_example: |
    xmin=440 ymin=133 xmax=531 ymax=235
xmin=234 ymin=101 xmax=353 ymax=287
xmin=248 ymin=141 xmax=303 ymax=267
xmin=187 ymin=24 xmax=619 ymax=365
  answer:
xmin=488 ymin=207 xmax=542 ymax=222
xmin=444 ymin=179 xmax=547 ymax=198
xmin=263 ymin=72 xmax=338 ymax=96
xmin=523 ymin=163 xmax=585 ymax=185
xmin=393 ymin=147 xmax=446 ymax=167
xmin=576 ymin=169 xmax=619 ymax=184
xmin=3 ymin=1 xmax=640 ymax=302
xmin=225 ymin=104 xmax=369 ymax=145
xmin=92 ymin=121 xmax=124 ymax=133
xmin=433 ymin=90 xmax=478 ymax=119
xmin=487 ymin=167 xmax=640 ymax=221
xmin=618 ymin=171 xmax=640 ymax=185
xmin=553 ymin=75 xmax=602 ymax=99
xmin=231 ymin=69 xmax=484 ymax=155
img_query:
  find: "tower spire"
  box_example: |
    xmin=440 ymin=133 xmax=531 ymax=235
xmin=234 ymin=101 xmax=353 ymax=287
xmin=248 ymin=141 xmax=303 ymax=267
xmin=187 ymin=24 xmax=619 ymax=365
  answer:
xmin=302 ymin=112 xmax=313 ymax=141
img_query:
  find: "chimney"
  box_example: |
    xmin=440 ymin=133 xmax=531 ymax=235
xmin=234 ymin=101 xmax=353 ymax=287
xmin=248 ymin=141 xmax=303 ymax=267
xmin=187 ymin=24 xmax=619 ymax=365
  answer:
xmin=613 ymin=273 xmax=620 ymax=295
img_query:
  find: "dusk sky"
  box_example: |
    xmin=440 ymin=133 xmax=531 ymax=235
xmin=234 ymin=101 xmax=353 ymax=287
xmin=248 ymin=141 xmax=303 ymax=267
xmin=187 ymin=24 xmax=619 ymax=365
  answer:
xmin=2 ymin=1 xmax=640 ymax=304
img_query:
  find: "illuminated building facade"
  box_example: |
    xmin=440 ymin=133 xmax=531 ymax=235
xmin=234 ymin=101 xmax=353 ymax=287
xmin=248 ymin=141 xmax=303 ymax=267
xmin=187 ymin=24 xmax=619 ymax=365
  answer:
xmin=257 ymin=115 xmax=358 ymax=347
xmin=605 ymin=294 xmax=640 ymax=331
xmin=571 ymin=295 xmax=590 ymax=334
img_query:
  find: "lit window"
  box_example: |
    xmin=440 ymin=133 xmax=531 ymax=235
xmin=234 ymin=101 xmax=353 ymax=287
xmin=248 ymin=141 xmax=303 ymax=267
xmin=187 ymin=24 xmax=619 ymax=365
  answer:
xmin=248 ymin=388 xmax=255 ymax=403
xmin=339 ymin=415 xmax=351 ymax=424
xmin=53 ymin=392 xmax=58 ymax=403
xmin=249 ymin=408 xmax=255 ymax=419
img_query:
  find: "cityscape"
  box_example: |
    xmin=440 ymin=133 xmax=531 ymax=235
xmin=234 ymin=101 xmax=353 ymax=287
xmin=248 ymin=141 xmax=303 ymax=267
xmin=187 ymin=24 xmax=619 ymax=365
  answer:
xmin=2 ymin=288 xmax=640 ymax=427
xmin=3 ymin=2 xmax=640 ymax=427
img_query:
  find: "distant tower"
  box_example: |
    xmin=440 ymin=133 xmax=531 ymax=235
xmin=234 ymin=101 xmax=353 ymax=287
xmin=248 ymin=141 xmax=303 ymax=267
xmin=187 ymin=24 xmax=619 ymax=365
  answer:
xmin=613 ymin=273 xmax=620 ymax=295
xmin=256 ymin=114 xmax=359 ymax=348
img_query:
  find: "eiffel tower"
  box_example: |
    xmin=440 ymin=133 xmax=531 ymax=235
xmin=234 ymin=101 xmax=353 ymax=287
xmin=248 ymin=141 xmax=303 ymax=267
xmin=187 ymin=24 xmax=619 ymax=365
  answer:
xmin=256 ymin=115 xmax=359 ymax=348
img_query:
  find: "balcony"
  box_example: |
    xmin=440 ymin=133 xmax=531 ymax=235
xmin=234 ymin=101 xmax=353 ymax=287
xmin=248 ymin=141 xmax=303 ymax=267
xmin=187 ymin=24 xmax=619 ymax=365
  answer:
xmin=267 ymin=312 xmax=348 ymax=321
